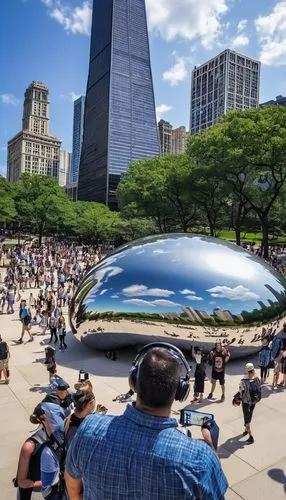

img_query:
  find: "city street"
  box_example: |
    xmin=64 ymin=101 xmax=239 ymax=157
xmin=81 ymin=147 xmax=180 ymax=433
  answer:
xmin=0 ymin=285 xmax=285 ymax=499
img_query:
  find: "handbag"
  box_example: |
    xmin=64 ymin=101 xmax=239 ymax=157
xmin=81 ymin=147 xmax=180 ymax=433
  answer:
xmin=232 ymin=391 xmax=242 ymax=407
xmin=268 ymin=359 xmax=275 ymax=369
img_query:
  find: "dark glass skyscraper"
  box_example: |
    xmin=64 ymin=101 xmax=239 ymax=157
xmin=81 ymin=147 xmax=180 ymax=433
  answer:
xmin=77 ymin=0 xmax=160 ymax=207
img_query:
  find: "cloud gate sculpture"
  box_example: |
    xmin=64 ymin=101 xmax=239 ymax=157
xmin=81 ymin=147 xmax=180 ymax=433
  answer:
xmin=69 ymin=234 xmax=286 ymax=358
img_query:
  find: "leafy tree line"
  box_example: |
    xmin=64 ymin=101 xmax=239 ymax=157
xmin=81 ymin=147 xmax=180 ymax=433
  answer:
xmin=0 ymin=174 xmax=156 ymax=245
xmin=118 ymin=106 xmax=286 ymax=258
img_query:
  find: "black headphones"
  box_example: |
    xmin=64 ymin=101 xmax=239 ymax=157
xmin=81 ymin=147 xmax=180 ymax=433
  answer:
xmin=128 ymin=342 xmax=191 ymax=403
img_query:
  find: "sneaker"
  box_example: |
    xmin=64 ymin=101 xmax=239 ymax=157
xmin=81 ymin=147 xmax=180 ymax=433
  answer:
xmin=27 ymin=338 xmax=33 ymax=343
xmin=246 ymin=435 xmax=254 ymax=444
xmin=207 ymin=393 xmax=213 ymax=399
xmin=242 ymin=430 xmax=248 ymax=437
xmin=17 ymin=339 xmax=23 ymax=343
xmin=221 ymin=395 xmax=225 ymax=402
xmin=5 ymin=379 xmax=9 ymax=384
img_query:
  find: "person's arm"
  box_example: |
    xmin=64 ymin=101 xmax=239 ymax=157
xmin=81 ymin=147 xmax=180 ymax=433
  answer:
xmin=65 ymin=471 xmax=83 ymax=500
xmin=16 ymin=441 xmax=42 ymax=489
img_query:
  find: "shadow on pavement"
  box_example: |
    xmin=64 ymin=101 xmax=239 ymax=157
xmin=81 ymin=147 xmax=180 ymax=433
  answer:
xmin=267 ymin=468 xmax=286 ymax=493
xmin=219 ymin=434 xmax=249 ymax=459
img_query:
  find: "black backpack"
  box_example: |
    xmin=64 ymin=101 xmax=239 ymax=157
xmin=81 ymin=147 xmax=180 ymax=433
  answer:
xmin=0 ymin=341 xmax=8 ymax=360
xmin=248 ymin=378 xmax=262 ymax=404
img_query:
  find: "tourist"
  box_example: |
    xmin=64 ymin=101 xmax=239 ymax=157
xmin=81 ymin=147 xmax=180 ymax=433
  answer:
xmin=45 ymin=346 xmax=57 ymax=383
xmin=6 ymin=287 xmax=15 ymax=314
xmin=58 ymin=313 xmax=67 ymax=350
xmin=18 ymin=299 xmax=33 ymax=343
xmin=64 ymin=382 xmax=96 ymax=449
xmin=0 ymin=334 xmax=9 ymax=384
xmin=239 ymin=362 xmax=261 ymax=444
xmin=278 ymin=346 xmax=286 ymax=388
xmin=65 ymin=344 xmax=228 ymax=499
xmin=192 ymin=347 xmax=207 ymax=403
xmin=207 ymin=341 xmax=230 ymax=401
xmin=258 ymin=337 xmax=272 ymax=384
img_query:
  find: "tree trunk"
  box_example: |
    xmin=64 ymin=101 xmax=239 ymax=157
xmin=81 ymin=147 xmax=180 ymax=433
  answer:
xmin=261 ymin=215 xmax=269 ymax=259
xmin=235 ymin=227 xmax=241 ymax=246
xmin=39 ymin=227 xmax=43 ymax=246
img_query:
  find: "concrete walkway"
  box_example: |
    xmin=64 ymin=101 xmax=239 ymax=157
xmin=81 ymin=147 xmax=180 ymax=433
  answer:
xmin=0 ymin=289 xmax=285 ymax=499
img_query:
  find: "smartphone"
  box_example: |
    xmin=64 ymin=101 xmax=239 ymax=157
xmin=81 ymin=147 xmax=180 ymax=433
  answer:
xmin=180 ymin=409 xmax=214 ymax=427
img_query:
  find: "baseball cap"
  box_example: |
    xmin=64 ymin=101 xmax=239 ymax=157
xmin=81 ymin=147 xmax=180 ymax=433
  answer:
xmin=53 ymin=378 xmax=70 ymax=390
xmin=245 ymin=362 xmax=255 ymax=372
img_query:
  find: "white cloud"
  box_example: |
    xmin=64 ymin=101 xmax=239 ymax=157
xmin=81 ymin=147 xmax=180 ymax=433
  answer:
xmin=232 ymin=34 xmax=249 ymax=48
xmin=146 ymin=0 xmax=228 ymax=49
xmin=0 ymin=94 xmax=20 ymax=106
xmin=163 ymin=56 xmax=188 ymax=86
xmin=122 ymin=284 xmax=174 ymax=298
xmin=123 ymin=299 xmax=155 ymax=307
xmin=180 ymin=289 xmax=195 ymax=295
xmin=41 ymin=0 xmax=92 ymax=35
xmin=255 ymin=2 xmax=286 ymax=66
xmin=185 ymin=295 xmax=203 ymax=301
xmin=152 ymin=299 xmax=179 ymax=307
xmin=237 ymin=19 xmax=247 ymax=33
xmin=206 ymin=285 xmax=259 ymax=301
xmin=60 ymin=92 xmax=81 ymax=102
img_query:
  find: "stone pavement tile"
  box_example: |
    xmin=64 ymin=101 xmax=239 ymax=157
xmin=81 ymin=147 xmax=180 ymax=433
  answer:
xmin=232 ymin=457 xmax=286 ymax=500
xmin=1 ymin=464 xmax=17 ymax=500
xmin=226 ymin=488 xmax=244 ymax=499
xmin=219 ymin=446 xmax=257 ymax=487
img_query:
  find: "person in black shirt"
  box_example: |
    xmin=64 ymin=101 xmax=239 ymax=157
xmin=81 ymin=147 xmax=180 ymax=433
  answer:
xmin=207 ymin=341 xmax=230 ymax=402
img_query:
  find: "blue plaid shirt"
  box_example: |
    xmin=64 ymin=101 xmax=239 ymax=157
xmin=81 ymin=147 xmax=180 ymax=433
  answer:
xmin=66 ymin=404 xmax=228 ymax=499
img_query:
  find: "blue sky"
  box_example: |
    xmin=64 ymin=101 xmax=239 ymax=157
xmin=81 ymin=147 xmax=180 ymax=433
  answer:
xmin=1 ymin=0 xmax=286 ymax=176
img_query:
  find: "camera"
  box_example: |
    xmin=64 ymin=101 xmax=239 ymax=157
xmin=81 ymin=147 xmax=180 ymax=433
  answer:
xmin=78 ymin=369 xmax=89 ymax=382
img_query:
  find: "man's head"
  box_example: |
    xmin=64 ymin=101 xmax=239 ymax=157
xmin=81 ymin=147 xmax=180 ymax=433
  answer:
xmin=215 ymin=341 xmax=222 ymax=352
xmin=53 ymin=378 xmax=70 ymax=400
xmin=136 ymin=347 xmax=181 ymax=410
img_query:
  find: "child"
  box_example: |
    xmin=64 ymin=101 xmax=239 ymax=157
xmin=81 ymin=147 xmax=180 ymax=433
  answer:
xmin=192 ymin=347 xmax=207 ymax=403
xmin=45 ymin=346 xmax=57 ymax=382
xmin=58 ymin=313 xmax=67 ymax=350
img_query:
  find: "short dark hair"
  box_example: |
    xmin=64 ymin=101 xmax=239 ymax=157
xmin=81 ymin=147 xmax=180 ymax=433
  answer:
xmin=136 ymin=347 xmax=180 ymax=409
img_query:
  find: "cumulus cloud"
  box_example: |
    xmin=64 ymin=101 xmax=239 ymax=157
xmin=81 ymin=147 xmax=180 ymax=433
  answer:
xmin=163 ymin=56 xmax=189 ymax=86
xmin=41 ymin=0 xmax=92 ymax=35
xmin=152 ymin=299 xmax=179 ymax=307
xmin=185 ymin=295 xmax=203 ymax=301
xmin=180 ymin=289 xmax=196 ymax=295
xmin=0 ymin=94 xmax=20 ymax=106
xmin=60 ymin=92 xmax=81 ymax=102
xmin=255 ymin=2 xmax=286 ymax=66
xmin=232 ymin=34 xmax=249 ymax=48
xmin=123 ymin=298 xmax=179 ymax=308
xmin=122 ymin=284 xmax=174 ymax=298
xmin=146 ymin=0 xmax=228 ymax=49
xmin=206 ymin=285 xmax=259 ymax=301
xmin=156 ymin=104 xmax=172 ymax=121
xmin=237 ymin=19 xmax=247 ymax=33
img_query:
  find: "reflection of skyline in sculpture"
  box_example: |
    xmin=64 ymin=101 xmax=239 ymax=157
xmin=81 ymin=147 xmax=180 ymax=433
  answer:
xmin=69 ymin=234 xmax=286 ymax=356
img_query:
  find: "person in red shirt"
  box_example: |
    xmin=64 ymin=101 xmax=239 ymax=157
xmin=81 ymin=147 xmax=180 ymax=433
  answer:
xmin=207 ymin=341 xmax=230 ymax=402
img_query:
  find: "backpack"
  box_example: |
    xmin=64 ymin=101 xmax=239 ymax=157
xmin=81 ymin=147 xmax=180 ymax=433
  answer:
xmin=248 ymin=378 xmax=262 ymax=404
xmin=258 ymin=347 xmax=271 ymax=367
xmin=0 ymin=341 xmax=8 ymax=360
xmin=271 ymin=338 xmax=282 ymax=360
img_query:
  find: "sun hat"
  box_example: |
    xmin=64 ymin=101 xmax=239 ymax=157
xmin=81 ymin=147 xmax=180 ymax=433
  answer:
xmin=245 ymin=362 xmax=255 ymax=372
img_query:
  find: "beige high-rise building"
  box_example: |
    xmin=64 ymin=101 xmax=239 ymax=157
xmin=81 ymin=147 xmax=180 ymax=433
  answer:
xmin=171 ymin=126 xmax=189 ymax=154
xmin=7 ymin=82 xmax=61 ymax=182
xmin=158 ymin=119 xmax=173 ymax=155
xmin=59 ymin=150 xmax=71 ymax=187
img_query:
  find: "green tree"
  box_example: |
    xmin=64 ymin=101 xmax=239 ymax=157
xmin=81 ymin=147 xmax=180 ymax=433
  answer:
xmin=0 ymin=176 xmax=16 ymax=222
xmin=73 ymin=201 xmax=122 ymax=242
xmin=189 ymin=106 xmax=286 ymax=256
xmin=14 ymin=174 xmax=75 ymax=244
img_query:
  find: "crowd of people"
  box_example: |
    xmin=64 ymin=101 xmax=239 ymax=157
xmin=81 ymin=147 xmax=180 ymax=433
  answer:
xmin=0 ymin=240 xmax=286 ymax=498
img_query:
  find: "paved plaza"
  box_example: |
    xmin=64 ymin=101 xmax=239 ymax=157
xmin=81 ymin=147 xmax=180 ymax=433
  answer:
xmin=0 ymin=288 xmax=286 ymax=500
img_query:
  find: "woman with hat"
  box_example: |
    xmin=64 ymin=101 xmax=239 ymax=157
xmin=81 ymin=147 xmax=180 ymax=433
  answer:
xmin=239 ymin=363 xmax=261 ymax=444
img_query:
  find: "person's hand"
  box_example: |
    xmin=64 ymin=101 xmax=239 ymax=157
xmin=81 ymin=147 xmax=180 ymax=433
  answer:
xmin=201 ymin=427 xmax=213 ymax=448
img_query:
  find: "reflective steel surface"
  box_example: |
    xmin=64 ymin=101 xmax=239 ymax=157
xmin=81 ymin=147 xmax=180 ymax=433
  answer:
xmin=69 ymin=234 xmax=286 ymax=358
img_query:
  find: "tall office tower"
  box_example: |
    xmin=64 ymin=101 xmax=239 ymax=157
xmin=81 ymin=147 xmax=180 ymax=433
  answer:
xmin=172 ymin=126 xmax=189 ymax=154
xmin=190 ymin=49 xmax=261 ymax=134
xmin=78 ymin=0 xmax=160 ymax=207
xmin=158 ymin=119 xmax=173 ymax=155
xmin=7 ymin=82 xmax=61 ymax=182
xmin=59 ymin=150 xmax=71 ymax=187
xmin=71 ymin=96 xmax=85 ymax=184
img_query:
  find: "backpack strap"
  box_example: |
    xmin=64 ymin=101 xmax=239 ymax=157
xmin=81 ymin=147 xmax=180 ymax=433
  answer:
xmin=64 ymin=414 xmax=72 ymax=435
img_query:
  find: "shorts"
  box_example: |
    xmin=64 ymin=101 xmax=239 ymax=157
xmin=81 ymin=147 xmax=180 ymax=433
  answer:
xmin=274 ymin=360 xmax=280 ymax=374
xmin=0 ymin=359 xmax=8 ymax=370
xmin=242 ymin=402 xmax=255 ymax=425
xmin=211 ymin=371 xmax=225 ymax=385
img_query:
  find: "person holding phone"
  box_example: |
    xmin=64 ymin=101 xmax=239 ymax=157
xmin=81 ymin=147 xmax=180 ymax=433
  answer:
xmin=65 ymin=343 xmax=228 ymax=500
xmin=208 ymin=341 xmax=230 ymax=401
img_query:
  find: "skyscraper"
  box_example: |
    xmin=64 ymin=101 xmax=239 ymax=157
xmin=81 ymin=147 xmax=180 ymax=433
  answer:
xmin=71 ymin=96 xmax=85 ymax=184
xmin=158 ymin=119 xmax=172 ymax=155
xmin=7 ymin=82 xmax=61 ymax=182
xmin=78 ymin=0 xmax=159 ymax=207
xmin=172 ymin=126 xmax=189 ymax=154
xmin=190 ymin=49 xmax=261 ymax=134
xmin=59 ymin=150 xmax=71 ymax=187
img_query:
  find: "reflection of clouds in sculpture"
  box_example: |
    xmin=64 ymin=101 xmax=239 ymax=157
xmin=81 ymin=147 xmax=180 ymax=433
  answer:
xmin=99 ymin=289 xmax=108 ymax=296
xmin=122 ymin=284 xmax=174 ymax=298
xmin=185 ymin=295 xmax=203 ymax=301
xmin=180 ymin=289 xmax=196 ymax=295
xmin=111 ymin=294 xmax=119 ymax=299
xmin=95 ymin=266 xmax=123 ymax=283
xmin=123 ymin=298 xmax=180 ymax=308
xmin=153 ymin=249 xmax=168 ymax=254
xmin=205 ymin=253 xmax=255 ymax=279
xmin=207 ymin=285 xmax=260 ymax=301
